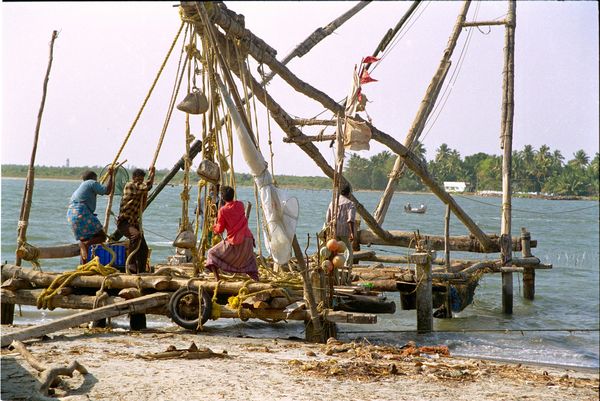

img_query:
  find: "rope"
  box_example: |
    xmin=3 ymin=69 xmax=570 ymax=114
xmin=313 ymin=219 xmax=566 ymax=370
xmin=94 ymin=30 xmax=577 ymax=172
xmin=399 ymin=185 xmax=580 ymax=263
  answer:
xmin=36 ymin=256 xmax=118 ymax=310
xmin=454 ymin=193 xmax=600 ymax=215
xmin=111 ymin=21 xmax=185 ymax=168
xmin=421 ymin=1 xmax=480 ymax=142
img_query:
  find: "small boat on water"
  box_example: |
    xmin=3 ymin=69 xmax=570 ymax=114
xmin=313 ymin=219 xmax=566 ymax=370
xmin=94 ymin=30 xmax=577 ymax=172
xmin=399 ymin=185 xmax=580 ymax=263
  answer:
xmin=404 ymin=203 xmax=427 ymax=214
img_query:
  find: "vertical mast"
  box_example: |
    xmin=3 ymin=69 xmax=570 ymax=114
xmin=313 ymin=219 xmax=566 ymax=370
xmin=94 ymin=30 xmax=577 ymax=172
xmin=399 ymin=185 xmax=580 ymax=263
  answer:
xmin=500 ymin=0 xmax=516 ymax=314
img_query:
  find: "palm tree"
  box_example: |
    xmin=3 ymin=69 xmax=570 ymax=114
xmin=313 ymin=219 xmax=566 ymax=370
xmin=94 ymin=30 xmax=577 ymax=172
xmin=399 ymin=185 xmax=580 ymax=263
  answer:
xmin=570 ymin=149 xmax=590 ymax=169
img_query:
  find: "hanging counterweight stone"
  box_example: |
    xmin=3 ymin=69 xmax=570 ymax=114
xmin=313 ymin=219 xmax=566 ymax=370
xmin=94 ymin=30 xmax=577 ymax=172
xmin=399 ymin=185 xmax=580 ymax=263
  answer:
xmin=176 ymin=89 xmax=209 ymax=114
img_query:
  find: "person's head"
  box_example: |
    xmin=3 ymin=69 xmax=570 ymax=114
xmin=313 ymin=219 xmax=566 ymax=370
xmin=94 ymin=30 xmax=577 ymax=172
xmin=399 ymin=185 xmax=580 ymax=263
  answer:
xmin=341 ymin=184 xmax=352 ymax=197
xmin=82 ymin=170 xmax=97 ymax=181
xmin=221 ymin=186 xmax=235 ymax=202
xmin=132 ymin=168 xmax=145 ymax=183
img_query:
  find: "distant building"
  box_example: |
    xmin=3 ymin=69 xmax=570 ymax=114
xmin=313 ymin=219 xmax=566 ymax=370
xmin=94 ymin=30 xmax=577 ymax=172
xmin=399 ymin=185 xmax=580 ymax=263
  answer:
xmin=66 ymin=158 xmax=70 ymax=167
xmin=443 ymin=181 xmax=469 ymax=193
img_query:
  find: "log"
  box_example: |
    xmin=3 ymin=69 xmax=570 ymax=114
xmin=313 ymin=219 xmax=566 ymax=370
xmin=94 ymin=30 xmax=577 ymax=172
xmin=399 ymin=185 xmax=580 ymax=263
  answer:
xmin=414 ymin=252 xmax=433 ymax=333
xmin=269 ymin=297 xmax=295 ymax=309
xmin=1 ymin=264 xmax=173 ymax=291
xmin=17 ymin=243 xmax=80 ymax=260
xmin=1 ymin=292 xmax=170 ymax=347
xmin=215 ymin=304 xmax=376 ymax=324
xmin=334 ymin=294 xmax=396 ymax=314
xmin=357 ymin=229 xmax=535 ymax=252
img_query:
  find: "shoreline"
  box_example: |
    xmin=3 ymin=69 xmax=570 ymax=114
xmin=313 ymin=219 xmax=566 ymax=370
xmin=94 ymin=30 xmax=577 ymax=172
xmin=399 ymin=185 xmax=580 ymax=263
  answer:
xmin=2 ymin=176 xmax=596 ymax=201
xmin=1 ymin=325 xmax=598 ymax=401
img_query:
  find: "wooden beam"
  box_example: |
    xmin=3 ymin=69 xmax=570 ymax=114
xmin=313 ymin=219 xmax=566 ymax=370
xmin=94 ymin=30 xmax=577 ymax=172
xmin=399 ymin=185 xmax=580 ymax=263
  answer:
xmin=357 ymin=229 xmax=531 ymax=252
xmin=462 ymin=20 xmax=507 ymax=27
xmin=1 ymin=292 xmax=170 ymax=347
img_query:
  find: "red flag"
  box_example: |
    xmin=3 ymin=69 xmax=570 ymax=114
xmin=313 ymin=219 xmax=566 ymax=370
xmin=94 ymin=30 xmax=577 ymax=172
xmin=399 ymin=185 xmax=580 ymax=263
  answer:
xmin=362 ymin=56 xmax=380 ymax=64
xmin=360 ymin=69 xmax=378 ymax=84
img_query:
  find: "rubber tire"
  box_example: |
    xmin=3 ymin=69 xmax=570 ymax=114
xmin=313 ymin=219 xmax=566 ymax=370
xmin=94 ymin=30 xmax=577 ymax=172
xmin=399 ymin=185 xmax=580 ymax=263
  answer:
xmin=169 ymin=287 xmax=212 ymax=331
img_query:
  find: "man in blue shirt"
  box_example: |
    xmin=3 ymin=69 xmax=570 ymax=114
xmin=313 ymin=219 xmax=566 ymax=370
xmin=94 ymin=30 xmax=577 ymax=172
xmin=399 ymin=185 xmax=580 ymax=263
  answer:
xmin=67 ymin=169 xmax=114 ymax=264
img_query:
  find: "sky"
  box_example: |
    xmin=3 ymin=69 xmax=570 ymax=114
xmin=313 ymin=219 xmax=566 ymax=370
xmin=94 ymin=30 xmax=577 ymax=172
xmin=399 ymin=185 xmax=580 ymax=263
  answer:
xmin=1 ymin=1 xmax=598 ymax=177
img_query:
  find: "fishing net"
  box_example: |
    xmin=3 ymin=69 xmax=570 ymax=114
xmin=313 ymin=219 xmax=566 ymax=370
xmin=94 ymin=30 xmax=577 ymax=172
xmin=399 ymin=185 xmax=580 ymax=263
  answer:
xmin=100 ymin=164 xmax=129 ymax=196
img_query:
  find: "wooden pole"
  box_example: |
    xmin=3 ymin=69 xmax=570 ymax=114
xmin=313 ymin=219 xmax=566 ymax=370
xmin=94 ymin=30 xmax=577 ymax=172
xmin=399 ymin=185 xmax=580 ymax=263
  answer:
xmin=414 ymin=252 xmax=433 ymax=333
xmin=373 ymin=0 xmax=471 ymax=224
xmin=0 ymin=293 xmax=170 ymax=347
xmin=521 ymin=227 xmax=535 ymax=300
xmin=500 ymin=1 xmax=516 ymax=315
xmin=16 ymin=30 xmax=59 ymax=266
xmin=291 ymin=236 xmax=324 ymax=341
xmin=444 ymin=205 xmax=451 ymax=268
xmin=5 ymin=30 xmax=58 ymax=325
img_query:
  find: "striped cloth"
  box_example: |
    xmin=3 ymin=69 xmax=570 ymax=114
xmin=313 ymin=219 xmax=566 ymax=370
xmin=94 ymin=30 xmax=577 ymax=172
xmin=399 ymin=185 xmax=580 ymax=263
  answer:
xmin=326 ymin=195 xmax=356 ymax=238
xmin=117 ymin=181 xmax=152 ymax=227
xmin=67 ymin=202 xmax=104 ymax=241
xmin=205 ymin=237 xmax=258 ymax=280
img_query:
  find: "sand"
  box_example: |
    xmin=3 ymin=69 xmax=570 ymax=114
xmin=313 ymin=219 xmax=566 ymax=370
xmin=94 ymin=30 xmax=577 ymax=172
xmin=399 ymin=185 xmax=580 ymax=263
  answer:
xmin=1 ymin=324 xmax=598 ymax=401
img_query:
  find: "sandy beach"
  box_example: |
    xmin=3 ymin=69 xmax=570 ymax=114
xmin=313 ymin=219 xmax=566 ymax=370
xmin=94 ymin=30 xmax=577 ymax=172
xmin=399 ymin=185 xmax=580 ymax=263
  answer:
xmin=1 ymin=323 xmax=598 ymax=401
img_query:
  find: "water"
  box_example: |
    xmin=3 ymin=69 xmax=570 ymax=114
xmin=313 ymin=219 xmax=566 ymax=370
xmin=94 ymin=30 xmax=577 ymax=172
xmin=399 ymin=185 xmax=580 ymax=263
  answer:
xmin=2 ymin=178 xmax=599 ymax=368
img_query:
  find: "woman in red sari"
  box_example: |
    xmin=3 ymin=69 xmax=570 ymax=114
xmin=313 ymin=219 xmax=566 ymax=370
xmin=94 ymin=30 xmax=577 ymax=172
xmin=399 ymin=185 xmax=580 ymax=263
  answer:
xmin=205 ymin=186 xmax=258 ymax=281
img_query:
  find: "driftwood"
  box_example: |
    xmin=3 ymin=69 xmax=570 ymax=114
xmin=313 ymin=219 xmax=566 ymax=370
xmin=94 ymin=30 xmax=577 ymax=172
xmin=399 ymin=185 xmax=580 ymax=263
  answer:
xmin=137 ymin=342 xmax=229 ymax=360
xmin=1 ymin=292 xmax=170 ymax=347
xmin=10 ymin=340 xmax=88 ymax=397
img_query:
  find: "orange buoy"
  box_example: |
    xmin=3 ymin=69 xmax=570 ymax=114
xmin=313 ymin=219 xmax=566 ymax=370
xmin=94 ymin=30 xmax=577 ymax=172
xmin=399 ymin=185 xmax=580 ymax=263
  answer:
xmin=332 ymin=255 xmax=346 ymax=268
xmin=326 ymin=239 xmax=339 ymax=253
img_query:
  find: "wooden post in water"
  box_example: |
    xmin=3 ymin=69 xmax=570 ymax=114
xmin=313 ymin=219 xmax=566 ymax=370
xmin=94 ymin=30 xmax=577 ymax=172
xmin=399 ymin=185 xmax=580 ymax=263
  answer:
xmin=500 ymin=1 xmax=516 ymax=315
xmin=521 ymin=228 xmax=535 ymax=300
xmin=414 ymin=252 xmax=433 ymax=333
xmin=444 ymin=205 xmax=451 ymax=268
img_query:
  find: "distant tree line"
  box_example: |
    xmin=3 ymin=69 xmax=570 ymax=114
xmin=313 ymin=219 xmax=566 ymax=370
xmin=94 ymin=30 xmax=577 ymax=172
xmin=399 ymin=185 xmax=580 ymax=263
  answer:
xmin=3 ymin=144 xmax=598 ymax=196
xmin=344 ymin=143 xmax=599 ymax=196
xmin=1 ymin=165 xmax=332 ymax=190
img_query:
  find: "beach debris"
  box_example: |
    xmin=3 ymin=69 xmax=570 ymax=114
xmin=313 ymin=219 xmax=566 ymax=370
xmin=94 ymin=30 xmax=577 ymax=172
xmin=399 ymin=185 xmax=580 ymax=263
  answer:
xmin=9 ymin=340 xmax=88 ymax=397
xmin=287 ymin=339 xmax=599 ymax=389
xmin=137 ymin=342 xmax=229 ymax=360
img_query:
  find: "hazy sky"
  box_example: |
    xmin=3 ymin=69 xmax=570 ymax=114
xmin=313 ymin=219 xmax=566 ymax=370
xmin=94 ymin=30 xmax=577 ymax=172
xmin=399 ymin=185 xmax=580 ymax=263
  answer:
xmin=2 ymin=1 xmax=598 ymax=176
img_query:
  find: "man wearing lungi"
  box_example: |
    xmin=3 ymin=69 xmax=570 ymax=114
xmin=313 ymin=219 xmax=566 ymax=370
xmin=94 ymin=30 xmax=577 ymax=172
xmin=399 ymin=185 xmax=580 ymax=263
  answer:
xmin=116 ymin=167 xmax=155 ymax=274
xmin=67 ymin=168 xmax=114 ymax=264
xmin=205 ymin=186 xmax=258 ymax=281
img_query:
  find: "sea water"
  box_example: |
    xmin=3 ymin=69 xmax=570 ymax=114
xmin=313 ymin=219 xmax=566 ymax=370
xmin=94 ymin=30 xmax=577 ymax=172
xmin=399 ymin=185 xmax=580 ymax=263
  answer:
xmin=1 ymin=178 xmax=598 ymax=369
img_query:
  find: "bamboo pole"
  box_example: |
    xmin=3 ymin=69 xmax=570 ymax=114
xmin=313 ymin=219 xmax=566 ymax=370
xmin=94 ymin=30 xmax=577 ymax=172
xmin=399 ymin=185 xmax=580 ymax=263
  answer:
xmin=193 ymin=9 xmax=495 ymax=252
xmin=262 ymin=1 xmax=371 ymax=83
xmin=462 ymin=20 xmax=508 ymax=27
xmin=500 ymin=1 xmax=516 ymax=315
xmin=16 ymin=30 xmax=59 ymax=266
xmin=373 ymin=1 xmax=470 ymax=224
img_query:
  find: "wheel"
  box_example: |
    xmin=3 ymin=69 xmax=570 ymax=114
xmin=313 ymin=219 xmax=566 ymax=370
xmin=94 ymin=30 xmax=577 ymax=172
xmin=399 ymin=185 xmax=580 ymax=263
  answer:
xmin=169 ymin=287 xmax=212 ymax=331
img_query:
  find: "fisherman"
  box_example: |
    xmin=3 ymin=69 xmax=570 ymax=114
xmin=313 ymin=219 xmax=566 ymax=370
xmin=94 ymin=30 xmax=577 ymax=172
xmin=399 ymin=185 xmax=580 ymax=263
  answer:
xmin=116 ymin=167 xmax=155 ymax=274
xmin=326 ymin=183 xmax=356 ymax=267
xmin=67 ymin=168 xmax=114 ymax=264
xmin=204 ymin=185 xmax=258 ymax=281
